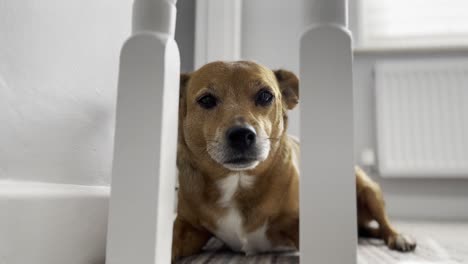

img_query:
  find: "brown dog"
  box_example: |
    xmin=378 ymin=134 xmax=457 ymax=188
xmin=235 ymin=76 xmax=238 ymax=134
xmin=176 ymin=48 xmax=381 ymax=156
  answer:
xmin=172 ymin=61 xmax=416 ymax=261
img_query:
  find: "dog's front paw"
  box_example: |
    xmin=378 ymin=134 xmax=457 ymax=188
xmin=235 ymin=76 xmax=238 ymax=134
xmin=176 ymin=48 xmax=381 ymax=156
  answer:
xmin=387 ymin=234 xmax=416 ymax=252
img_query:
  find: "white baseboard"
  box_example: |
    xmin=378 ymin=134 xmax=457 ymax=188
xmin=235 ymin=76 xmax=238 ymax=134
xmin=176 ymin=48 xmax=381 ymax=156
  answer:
xmin=0 ymin=181 xmax=109 ymax=264
xmin=386 ymin=194 xmax=468 ymax=221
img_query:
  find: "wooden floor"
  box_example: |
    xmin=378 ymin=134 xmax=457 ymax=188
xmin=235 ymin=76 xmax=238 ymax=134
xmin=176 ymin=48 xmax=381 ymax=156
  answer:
xmin=177 ymin=220 xmax=468 ymax=264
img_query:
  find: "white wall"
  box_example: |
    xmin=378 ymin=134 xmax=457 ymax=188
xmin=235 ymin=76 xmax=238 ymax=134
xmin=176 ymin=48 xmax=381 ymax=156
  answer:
xmin=0 ymin=1 xmax=132 ymax=185
xmin=0 ymin=0 xmax=199 ymax=186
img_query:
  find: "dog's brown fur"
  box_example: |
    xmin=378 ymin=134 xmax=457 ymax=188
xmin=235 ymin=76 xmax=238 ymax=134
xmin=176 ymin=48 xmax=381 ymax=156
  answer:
xmin=172 ymin=61 xmax=415 ymax=261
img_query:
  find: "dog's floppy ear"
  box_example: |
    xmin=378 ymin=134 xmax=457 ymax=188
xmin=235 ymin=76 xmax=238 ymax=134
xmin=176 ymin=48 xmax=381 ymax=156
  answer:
xmin=179 ymin=73 xmax=191 ymax=99
xmin=274 ymin=69 xmax=299 ymax=110
xmin=179 ymin=73 xmax=191 ymax=116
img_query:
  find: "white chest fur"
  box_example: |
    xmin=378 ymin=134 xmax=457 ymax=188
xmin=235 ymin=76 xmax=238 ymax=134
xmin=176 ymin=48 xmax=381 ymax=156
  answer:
xmin=214 ymin=173 xmax=272 ymax=255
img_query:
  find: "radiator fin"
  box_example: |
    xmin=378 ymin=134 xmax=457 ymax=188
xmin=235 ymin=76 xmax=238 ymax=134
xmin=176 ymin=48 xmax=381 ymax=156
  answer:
xmin=375 ymin=59 xmax=468 ymax=178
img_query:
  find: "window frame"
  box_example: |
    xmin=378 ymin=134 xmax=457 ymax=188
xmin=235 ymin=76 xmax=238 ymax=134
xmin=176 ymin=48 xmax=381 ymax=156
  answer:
xmin=353 ymin=0 xmax=468 ymax=51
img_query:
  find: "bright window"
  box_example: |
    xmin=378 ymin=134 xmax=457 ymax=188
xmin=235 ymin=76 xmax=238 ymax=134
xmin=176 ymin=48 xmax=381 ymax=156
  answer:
xmin=358 ymin=0 xmax=468 ymax=49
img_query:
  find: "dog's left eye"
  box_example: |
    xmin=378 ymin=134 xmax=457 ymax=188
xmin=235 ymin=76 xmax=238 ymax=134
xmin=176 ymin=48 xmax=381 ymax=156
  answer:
xmin=255 ymin=89 xmax=274 ymax=106
xmin=197 ymin=94 xmax=218 ymax=109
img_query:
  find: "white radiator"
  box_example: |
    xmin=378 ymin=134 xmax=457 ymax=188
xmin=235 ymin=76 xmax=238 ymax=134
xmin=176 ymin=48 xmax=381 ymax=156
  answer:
xmin=375 ymin=59 xmax=468 ymax=178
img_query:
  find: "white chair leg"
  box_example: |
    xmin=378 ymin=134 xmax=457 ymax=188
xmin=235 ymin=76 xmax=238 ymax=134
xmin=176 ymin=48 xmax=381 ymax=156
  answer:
xmin=300 ymin=0 xmax=357 ymax=263
xmin=106 ymin=1 xmax=179 ymax=263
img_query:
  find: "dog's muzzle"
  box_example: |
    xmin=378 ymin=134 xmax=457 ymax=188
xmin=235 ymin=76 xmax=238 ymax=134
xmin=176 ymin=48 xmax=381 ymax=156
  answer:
xmin=206 ymin=124 xmax=270 ymax=171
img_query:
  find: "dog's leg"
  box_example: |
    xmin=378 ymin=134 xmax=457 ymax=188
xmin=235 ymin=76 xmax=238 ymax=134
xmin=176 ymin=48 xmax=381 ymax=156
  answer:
xmin=361 ymin=186 xmax=416 ymax=251
xmin=356 ymin=167 xmax=416 ymax=252
xmin=172 ymin=216 xmax=211 ymax=262
xmin=282 ymin=216 xmax=299 ymax=250
xmin=268 ymin=215 xmax=300 ymax=251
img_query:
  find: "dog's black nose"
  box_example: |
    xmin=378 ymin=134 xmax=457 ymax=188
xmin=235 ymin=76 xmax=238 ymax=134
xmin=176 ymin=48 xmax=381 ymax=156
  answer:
xmin=226 ymin=126 xmax=256 ymax=151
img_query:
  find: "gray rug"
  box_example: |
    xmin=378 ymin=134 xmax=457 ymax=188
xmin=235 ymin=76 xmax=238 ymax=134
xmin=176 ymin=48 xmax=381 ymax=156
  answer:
xmin=177 ymin=221 xmax=468 ymax=264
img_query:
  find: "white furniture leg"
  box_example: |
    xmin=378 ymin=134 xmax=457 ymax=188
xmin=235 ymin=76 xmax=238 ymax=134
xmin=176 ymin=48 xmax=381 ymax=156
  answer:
xmin=105 ymin=1 xmax=180 ymax=263
xmin=300 ymin=0 xmax=357 ymax=263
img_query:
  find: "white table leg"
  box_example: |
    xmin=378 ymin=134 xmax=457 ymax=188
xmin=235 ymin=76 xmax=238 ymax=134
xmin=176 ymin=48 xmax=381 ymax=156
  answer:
xmin=105 ymin=1 xmax=179 ymax=263
xmin=299 ymin=0 xmax=357 ymax=263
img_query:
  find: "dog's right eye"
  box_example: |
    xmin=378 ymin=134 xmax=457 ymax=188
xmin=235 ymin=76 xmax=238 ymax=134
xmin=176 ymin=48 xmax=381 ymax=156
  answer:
xmin=197 ymin=94 xmax=217 ymax=109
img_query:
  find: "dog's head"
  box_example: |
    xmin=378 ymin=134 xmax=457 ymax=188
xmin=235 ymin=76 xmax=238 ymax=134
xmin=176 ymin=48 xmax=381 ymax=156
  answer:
xmin=179 ymin=61 xmax=298 ymax=172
